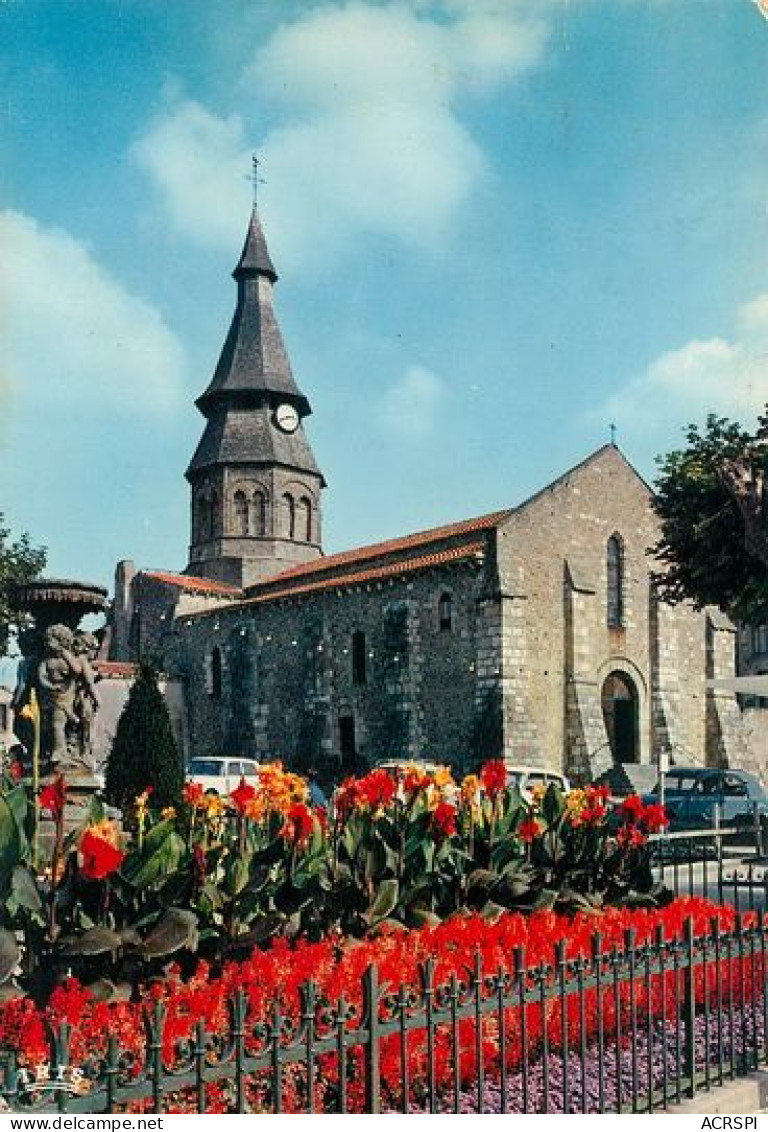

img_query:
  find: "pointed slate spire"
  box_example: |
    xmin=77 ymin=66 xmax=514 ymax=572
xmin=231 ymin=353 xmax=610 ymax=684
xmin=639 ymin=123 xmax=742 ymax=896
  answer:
xmin=193 ymin=208 xmax=309 ymax=418
xmin=233 ymin=207 xmax=277 ymax=282
xmin=185 ymin=202 xmax=325 ymax=588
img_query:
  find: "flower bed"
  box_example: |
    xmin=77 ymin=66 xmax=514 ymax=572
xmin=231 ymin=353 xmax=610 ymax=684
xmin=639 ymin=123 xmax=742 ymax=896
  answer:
xmin=0 ymin=760 xmax=674 ymax=1006
xmin=2 ymin=761 xmax=758 ymax=1113
xmin=1 ymin=897 xmax=762 ymax=1114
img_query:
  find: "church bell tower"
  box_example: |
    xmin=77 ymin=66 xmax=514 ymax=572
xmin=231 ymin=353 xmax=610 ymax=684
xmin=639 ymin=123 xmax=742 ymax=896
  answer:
xmin=186 ymin=207 xmax=325 ymax=588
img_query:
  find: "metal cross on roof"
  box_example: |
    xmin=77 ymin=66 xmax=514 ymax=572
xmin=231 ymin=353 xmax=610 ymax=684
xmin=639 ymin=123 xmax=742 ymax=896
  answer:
xmin=610 ymin=422 xmax=617 ymax=446
xmin=250 ymin=153 xmax=266 ymax=209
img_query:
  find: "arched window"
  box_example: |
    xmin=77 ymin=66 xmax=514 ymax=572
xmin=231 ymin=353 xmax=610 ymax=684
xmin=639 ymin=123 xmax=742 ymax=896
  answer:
xmin=282 ymin=493 xmax=296 ymax=539
xmin=438 ymin=592 xmax=453 ymax=632
xmin=233 ymin=490 xmax=249 ymax=536
xmin=352 ymin=630 xmax=367 ymax=686
xmin=253 ymin=489 xmax=267 ymax=536
xmin=211 ymin=646 xmax=222 ymax=700
xmin=299 ymin=496 xmax=312 ymax=542
xmin=607 ymin=534 xmax=624 ymax=628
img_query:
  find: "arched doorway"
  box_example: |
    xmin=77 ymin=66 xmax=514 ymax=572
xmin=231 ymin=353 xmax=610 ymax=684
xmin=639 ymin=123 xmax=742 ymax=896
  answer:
xmin=601 ymin=671 xmax=639 ymax=763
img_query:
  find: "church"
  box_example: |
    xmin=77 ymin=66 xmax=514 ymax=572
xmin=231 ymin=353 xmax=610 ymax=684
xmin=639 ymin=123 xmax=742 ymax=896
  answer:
xmin=109 ymin=206 xmax=749 ymax=787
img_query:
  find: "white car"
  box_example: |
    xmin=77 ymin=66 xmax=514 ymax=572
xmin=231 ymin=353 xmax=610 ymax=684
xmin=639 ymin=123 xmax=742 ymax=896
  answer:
xmin=505 ymin=764 xmax=571 ymax=800
xmin=187 ymin=757 xmax=259 ymax=795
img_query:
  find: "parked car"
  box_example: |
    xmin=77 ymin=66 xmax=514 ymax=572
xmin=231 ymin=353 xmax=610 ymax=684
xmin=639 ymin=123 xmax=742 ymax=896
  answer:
xmin=187 ymin=756 xmax=259 ymax=795
xmin=504 ymin=764 xmax=571 ymax=800
xmin=644 ymin=767 xmax=768 ymax=835
xmin=374 ymin=759 xmax=450 ymax=778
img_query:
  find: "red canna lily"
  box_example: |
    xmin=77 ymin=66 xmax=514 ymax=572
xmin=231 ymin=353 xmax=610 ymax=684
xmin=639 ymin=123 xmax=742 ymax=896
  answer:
xmin=518 ymin=816 xmax=541 ymax=843
xmin=281 ymin=802 xmax=314 ymax=846
xmin=183 ymin=781 xmax=205 ymax=807
xmin=230 ymin=776 xmax=257 ymax=815
xmin=620 ymin=794 xmax=645 ymax=821
xmin=39 ymin=774 xmax=66 ymax=820
xmin=358 ymin=769 xmax=397 ymax=810
xmin=80 ymin=828 xmax=125 ymax=880
xmin=431 ymin=802 xmax=457 ymax=839
xmin=480 ymin=759 xmax=507 ymax=800
xmin=617 ymin=824 xmax=647 ymax=850
xmin=641 ymin=802 xmax=669 ymax=833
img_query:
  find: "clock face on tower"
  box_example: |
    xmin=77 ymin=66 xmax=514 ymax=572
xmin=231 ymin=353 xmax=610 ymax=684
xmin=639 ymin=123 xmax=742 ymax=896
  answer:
xmin=274 ymin=403 xmax=300 ymax=433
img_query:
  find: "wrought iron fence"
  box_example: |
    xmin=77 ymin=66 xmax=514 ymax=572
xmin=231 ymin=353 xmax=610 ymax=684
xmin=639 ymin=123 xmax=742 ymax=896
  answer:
xmin=2 ymin=913 xmax=767 ymax=1114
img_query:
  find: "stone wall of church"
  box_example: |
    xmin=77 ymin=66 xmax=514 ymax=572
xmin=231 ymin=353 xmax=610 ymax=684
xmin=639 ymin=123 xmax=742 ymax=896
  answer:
xmin=172 ymin=558 xmax=492 ymax=778
xmin=657 ymin=602 xmax=708 ymax=766
xmin=738 ymin=708 xmax=768 ymax=783
xmin=162 ymin=447 xmax=743 ymax=784
xmin=493 ymin=448 xmax=717 ymax=779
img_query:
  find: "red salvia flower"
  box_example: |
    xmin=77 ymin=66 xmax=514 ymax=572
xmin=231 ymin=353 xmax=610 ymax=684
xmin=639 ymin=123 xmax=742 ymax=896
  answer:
xmin=39 ymin=774 xmax=67 ymax=819
xmin=431 ymin=802 xmax=457 ymax=839
xmin=230 ymin=776 xmax=257 ymax=814
xmin=80 ymin=828 xmax=125 ymax=880
xmin=481 ymin=759 xmax=507 ymax=800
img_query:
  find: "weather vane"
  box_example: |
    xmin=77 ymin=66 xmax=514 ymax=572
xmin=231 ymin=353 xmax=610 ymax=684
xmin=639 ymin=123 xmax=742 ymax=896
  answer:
xmin=250 ymin=153 xmax=266 ymax=209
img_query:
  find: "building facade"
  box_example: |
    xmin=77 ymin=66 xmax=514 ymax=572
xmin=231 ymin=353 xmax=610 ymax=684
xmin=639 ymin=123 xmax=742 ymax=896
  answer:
xmin=110 ymin=207 xmax=753 ymax=786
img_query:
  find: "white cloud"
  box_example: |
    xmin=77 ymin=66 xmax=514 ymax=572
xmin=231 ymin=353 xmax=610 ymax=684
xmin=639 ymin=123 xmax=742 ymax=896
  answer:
xmin=0 ymin=210 xmax=187 ymax=421
xmin=599 ymin=293 xmax=768 ymax=438
xmin=378 ymin=363 xmax=445 ymax=438
xmin=129 ymin=1 xmax=548 ymax=273
xmin=130 ymin=99 xmax=251 ymax=252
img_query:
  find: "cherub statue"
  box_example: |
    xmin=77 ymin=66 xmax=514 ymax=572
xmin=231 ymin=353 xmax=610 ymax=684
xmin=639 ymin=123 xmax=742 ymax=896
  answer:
xmin=37 ymin=624 xmax=79 ymax=770
xmin=71 ymin=631 xmax=101 ymax=763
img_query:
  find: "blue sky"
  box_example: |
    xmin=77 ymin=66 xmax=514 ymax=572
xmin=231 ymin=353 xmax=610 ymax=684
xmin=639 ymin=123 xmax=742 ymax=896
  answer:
xmin=2 ymin=0 xmax=767 ymax=600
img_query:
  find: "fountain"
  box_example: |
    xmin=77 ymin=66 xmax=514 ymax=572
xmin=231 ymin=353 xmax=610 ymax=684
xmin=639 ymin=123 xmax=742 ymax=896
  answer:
xmin=10 ymin=578 xmax=108 ymax=792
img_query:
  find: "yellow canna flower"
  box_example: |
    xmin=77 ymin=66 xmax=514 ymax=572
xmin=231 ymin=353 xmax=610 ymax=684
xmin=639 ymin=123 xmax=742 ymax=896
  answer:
xmin=161 ymin=806 xmax=176 ymax=820
xmin=565 ymin=788 xmax=587 ymax=813
xmin=201 ymin=793 xmax=229 ymax=820
xmin=88 ymin=818 xmax=120 ymax=847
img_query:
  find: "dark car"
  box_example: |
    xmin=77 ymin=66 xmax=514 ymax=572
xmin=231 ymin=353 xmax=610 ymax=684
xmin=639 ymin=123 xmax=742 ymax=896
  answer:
xmin=644 ymin=767 xmax=768 ymax=836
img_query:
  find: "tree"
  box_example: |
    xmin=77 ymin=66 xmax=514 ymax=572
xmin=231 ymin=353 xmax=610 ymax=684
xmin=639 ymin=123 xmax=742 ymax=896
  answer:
xmin=105 ymin=662 xmax=184 ymax=810
xmin=652 ymin=410 xmax=768 ymax=621
xmin=0 ymin=513 xmax=47 ymax=656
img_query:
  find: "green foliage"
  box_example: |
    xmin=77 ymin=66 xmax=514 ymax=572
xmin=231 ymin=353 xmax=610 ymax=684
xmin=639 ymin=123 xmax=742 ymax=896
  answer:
xmin=0 ymin=764 xmax=669 ymax=1002
xmin=652 ymin=411 xmax=768 ymax=620
xmin=105 ymin=662 xmax=184 ymax=810
xmin=0 ymin=512 xmax=46 ymax=657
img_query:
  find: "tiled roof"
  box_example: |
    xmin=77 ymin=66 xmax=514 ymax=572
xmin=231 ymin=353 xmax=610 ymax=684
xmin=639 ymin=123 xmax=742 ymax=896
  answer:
xmin=249 ymin=509 xmax=510 ymax=594
xmin=189 ymin=541 xmax=486 ymax=617
xmin=144 ymin=571 xmax=242 ymax=596
xmin=95 ymin=661 xmax=137 ymax=678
